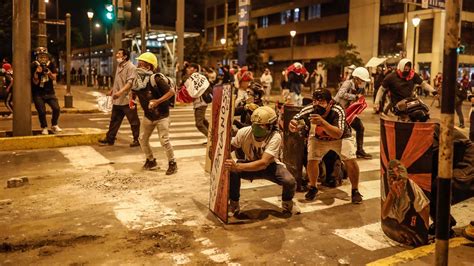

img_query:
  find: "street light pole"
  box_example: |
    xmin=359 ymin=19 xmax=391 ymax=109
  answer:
xmin=412 ymin=15 xmax=420 ymax=72
xmin=87 ymin=11 xmax=94 ymax=87
xmin=38 ymin=0 xmax=48 ymax=47
xmin=64 ymin=13 xmax=73 ymax=108
xmin=290 ymin=30 xmax=296 ymax=62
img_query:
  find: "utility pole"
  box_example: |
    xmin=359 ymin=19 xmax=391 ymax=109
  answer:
xmin=223 ymin=0 xmax=228 ymax=63
xmin=436 ymin=0 xmax=462 ymax=265
xmin=13 ymin=0 xmax=32 ymax=136
xmin=176 ymin=0 xmax=185 ymax=80
xmin=140 ymin=0 xmax=147 ymax=53
xmin=38 ymin=0 xmax=48 ymax=47
xmin=65 ymin=13 xmax=73 ymax=108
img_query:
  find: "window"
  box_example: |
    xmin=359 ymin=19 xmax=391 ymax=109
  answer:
xmin=294 ymin=8 xmax=300 ymax=22
xmin=307 ymin=4 xmax=321 ymax=20
xmin=378 ymin=23 xmax=403 ymax=55
xmin=259 ymin=36 xmax=290 ymax=49
xmin=321 ymin=0 xmax=349 ymax=17
xmin=380 ymin=0 xmax=404 ymax=16
xmin=206 ymin=7 xmax=214 ymax=21
xmin=268 ymin=13 xmax=281 ymax=26
xmin=258 ymin=16 xmax=269 ymax=28
xmin=418 ymin=19 xmax=433 ymax=53
xmin=216 ymin=4 xmax=225 ymax=19
xmin=228 ymin=0 xmax=237 ymax=16
xmin=463 ymin=0 xmax=474 ymax=12
xmin=216 ymin=25 xmax=224 ymax=41
xmin=206 ymin=27 xmax=214 ymax=45
xmin=281 ymin=10 xmax=292 ymax=25
xmin=461 ymin=21 xmax=474 ymax=55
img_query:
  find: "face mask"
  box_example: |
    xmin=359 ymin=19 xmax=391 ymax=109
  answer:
xmin=252 ymin=124 xmax=269 ymax=138
xmin=402 ymin=71 xmax=410 ymax=77
xmin=357 ymin=81 xmax=366 ymax=89
xmin=117 ymin=58 xmax=124 ymax=64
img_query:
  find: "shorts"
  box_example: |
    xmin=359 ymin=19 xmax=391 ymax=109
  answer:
xmin=307 ymin=136 xmax=357 ymax=161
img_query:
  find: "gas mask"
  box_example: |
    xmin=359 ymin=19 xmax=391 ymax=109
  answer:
xmin=252 ymin=124 xmax=269 ymax=138
xmin=402 ymin=71 xmax=410 ymax=77
xmin=313 ymin=105 xmax=327 ymax=116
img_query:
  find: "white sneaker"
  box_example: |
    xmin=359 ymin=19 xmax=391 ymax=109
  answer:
xmin=51 ymin=125 xmax=62 ymax=133
xmin=41 ymin=128 xmax=49 ymax=135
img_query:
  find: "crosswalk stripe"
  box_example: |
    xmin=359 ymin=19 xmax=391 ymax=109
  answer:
xmin=59 ymin=146 xmax=111 ymax=168
xmin=88 ymin=117 xmax=110 ymax=121
xmin=333 ymin=197 xmax=474 ymax=251
xmin=261 ymin=179 xmax=380 ymax=213
xmin=111 ymin=148 xmax=207 ymax=164
xmin=364 ymin=145 xmax=380 ymax=154
xmin=150 ymin=138 xmax=207 ymax=147
xmin=118 ymin=126 xmax=199 ymax=135
xmin=364 ymin=136 xmax=380 ymax=143
xmin=356 ymin=158 xmax=380 ymax=172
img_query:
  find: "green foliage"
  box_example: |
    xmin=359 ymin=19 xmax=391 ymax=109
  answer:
xmin=323 ymin=41 xmax=363 ymax=74
xmin=184 ymin=35 xmax=208 ymax=65
xmin=246 ymin=24 xmax=263 ymax=72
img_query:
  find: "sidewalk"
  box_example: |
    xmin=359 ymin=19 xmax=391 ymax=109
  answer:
xmin=48 ymin=84 xmax=105 ymax=113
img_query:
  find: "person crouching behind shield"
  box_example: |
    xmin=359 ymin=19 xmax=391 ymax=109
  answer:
xmin=224 ymin=106 xmax=298 ymax=215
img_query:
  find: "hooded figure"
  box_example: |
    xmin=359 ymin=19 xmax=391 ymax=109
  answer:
xmin=374 ymin=58 xmax=436 ymax=114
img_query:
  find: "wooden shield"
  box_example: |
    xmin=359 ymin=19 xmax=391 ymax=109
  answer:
xmin=282 ymin=105 xmax=306 ymax=190
xmin=380 ymin=118 xmax=435 ymax=246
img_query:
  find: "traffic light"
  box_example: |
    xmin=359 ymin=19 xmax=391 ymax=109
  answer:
xmin=105 ymin=4 xmax=114 ymax=21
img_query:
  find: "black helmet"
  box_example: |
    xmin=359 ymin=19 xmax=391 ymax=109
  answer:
xmin=394 ymin=97 xmax=430 ymax=122
xmin=248 ymin=81 xmax=265 ymax=99
xmin=312 ymin=88 xmax=332 ymax=102
xmin=34 ymin=47 xmax=50 ymax=63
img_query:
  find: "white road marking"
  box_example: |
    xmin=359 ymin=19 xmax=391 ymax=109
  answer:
xmin=356 ymin=158 xmax=380 ymax=172
xmin=364 ymin=145 xmax=380 ymax=154
xmin=262 ymin=180 xmax=380 ymax=213
xmin=111 ymin=148 xmax=207 ymax=164
xmin=333 ymin=222 xmax=400 ymax=251
xmin=59 ymin=146 xmax=110 ymax=168
xmin=364 ymin=136 xmax=381 ymax=143
xmin=172 ymin=253 xmax=192 ymax=265
xmin=88 ymin=117 xmax=110 ymax=121
xmin=200 ymin=248 xmax=231 ymax=264
xmin=151 ymin=138 xmax=207 ymax=147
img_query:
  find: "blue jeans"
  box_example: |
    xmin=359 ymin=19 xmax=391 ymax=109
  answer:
xmin=230 ymin=162 xmax=296 ymax=202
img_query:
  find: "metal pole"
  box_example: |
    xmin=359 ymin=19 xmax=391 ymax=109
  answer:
xmin=140 ymin=0 xmax=147 ymax=53
xmin=413 ymin=26 xmax=417 ymax=72
xmin=223 ymin=0 xmax=228 ymax=63
xmin=56 ymin=0 xmax=59 ymax=40
xmin=176 ymin=0 xmax=185 ymax=80
xmin=436 ymin=1 xmax=462 ymax=265
xmin=64 ymin=13 xmax=73 ymax=108
xmin=105 ymin=26 xmax=109 ymax=45
xmin=88 ymin=18 xmax=92 ymax=87
xmin=403 ymin=3 xmax=408 ymax=55
xmin=291 ymin=36 xmax=294 ymax=62
xmin=13 ymin=0 xmax=32 ymax=136
xmin=38 ymin=0 xmax=47 ymax=47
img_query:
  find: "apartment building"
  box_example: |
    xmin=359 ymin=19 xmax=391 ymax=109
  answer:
xmin=204 ymin=0 xmax=474 ymax=83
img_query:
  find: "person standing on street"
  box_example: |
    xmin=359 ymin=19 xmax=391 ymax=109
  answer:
xmin=99 ymin=48 xmax=140 ymax=147
xmin=456 ymin=74 xmax=469 ymax=128
xmin=260 ymin=68 xmax=273 ymax=104
xmin=285 ymin=62 xmax=308 ymax=106
xmin=31 ymin=47 xmax=62 ymax=135
xmin=131 ymin=52 xmax=177 ymax=174
xmin=289 ymin=89 xmax=363 ymax=203
xmin=2 ymin=63 xmax=14 ymax=118
xmin=185 ymin=63 xmax=210 ymax=139
xmin=334 ymin=67 xmax=373 ymax=159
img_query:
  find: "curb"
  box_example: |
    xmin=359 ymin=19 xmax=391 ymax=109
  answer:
xmin=0 ymin=128 xmax=106 ymax=151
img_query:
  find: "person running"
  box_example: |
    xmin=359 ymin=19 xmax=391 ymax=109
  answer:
xmin=225 ymin=106 xmax=297 ymax=215
xmin=185 ymin=63 xmax=210 ymax=140
xmin=289 ymin=89 xmax=363 ymax=203
xmin=31 ymin=47 xmax=62 ymax=135
xmin=131 ymin=52 xmax=177 ymax=174
xmin=99 ymin=48 xmax=140 ymax=147
xmin=334 ymin=67 xmax=372 ymax=159
xmin=374 ymin=58 xmax=436 ymax=114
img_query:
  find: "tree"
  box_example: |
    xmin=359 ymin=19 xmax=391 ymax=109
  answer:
xmin=224 ymin=23 xmax=238 ymax=61
xmin=184 ymin=35 xmax=208 ymax=65
xmin=323 ymin=41 xmax=363 ymax=76
xmin=246 ymin=24 xmax=263 ymax=72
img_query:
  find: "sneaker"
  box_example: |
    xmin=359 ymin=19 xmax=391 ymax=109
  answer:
xmin=229 ymin=200 xmax=240 ymax=216
xmin=305 ymin=186 xmax=318 ymax=201
xmin=41 ymin=128 xmax=49 ymax=135
xmin=129 ymin=140 xmax=140 ymax=147
xmin=463 ymin=221 xmax=474 ymax=241
xmin=166 ymin=161 xmax=178 ymax=175
xmin=282 ymin=200 xmax=301 ymax=214
xmin=351 ymin=189 xmax=363 ymax=204
xmin=51 ymin=125 xmax=62 ymax=133
xmin=98 ymin=138 xmax=114 ymax=146
xmin=143 ymin=158 xmax=158 ymax=170
xmin=356 ymin=150 xmax=373 ymax=159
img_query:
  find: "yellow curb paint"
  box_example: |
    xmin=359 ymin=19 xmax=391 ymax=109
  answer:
xmin=366 ymin=237 xmax=472 ymax=266
xmin=0 ymin=128 xmax=105 ymax=151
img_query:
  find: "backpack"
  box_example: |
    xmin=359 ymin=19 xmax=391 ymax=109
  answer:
xmin=150 ymin=73 xmax=176 ymax=107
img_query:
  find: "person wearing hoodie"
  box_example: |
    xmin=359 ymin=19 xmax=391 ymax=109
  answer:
xmin=374 ymin=58 xmax=436 ymax=114
xmin=131 ymin=52 xmax=177 ymax=174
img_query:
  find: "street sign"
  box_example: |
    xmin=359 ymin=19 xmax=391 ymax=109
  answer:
xmin=395 ymin=0 xmax=445 ymax=9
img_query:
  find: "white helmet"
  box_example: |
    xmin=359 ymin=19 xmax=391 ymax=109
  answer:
xmin=352 ymin=67 xmax=371 ymax=82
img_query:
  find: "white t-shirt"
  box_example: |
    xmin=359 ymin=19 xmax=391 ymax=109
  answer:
xmin=231 ymin=126 xmax=282 ymax=164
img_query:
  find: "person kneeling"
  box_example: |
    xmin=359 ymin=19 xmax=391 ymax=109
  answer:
xmin=224 ymin=106 xmax=297 ymax=215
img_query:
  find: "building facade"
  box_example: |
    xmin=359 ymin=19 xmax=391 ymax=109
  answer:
xmin=204 ymin=0 xmax=474 ymax=84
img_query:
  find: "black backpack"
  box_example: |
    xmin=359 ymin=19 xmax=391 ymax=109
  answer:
xmin=201 ymin=85 xmax=213 ymax=104
xmin=151 ymin=73 xmax=176 ymax=107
